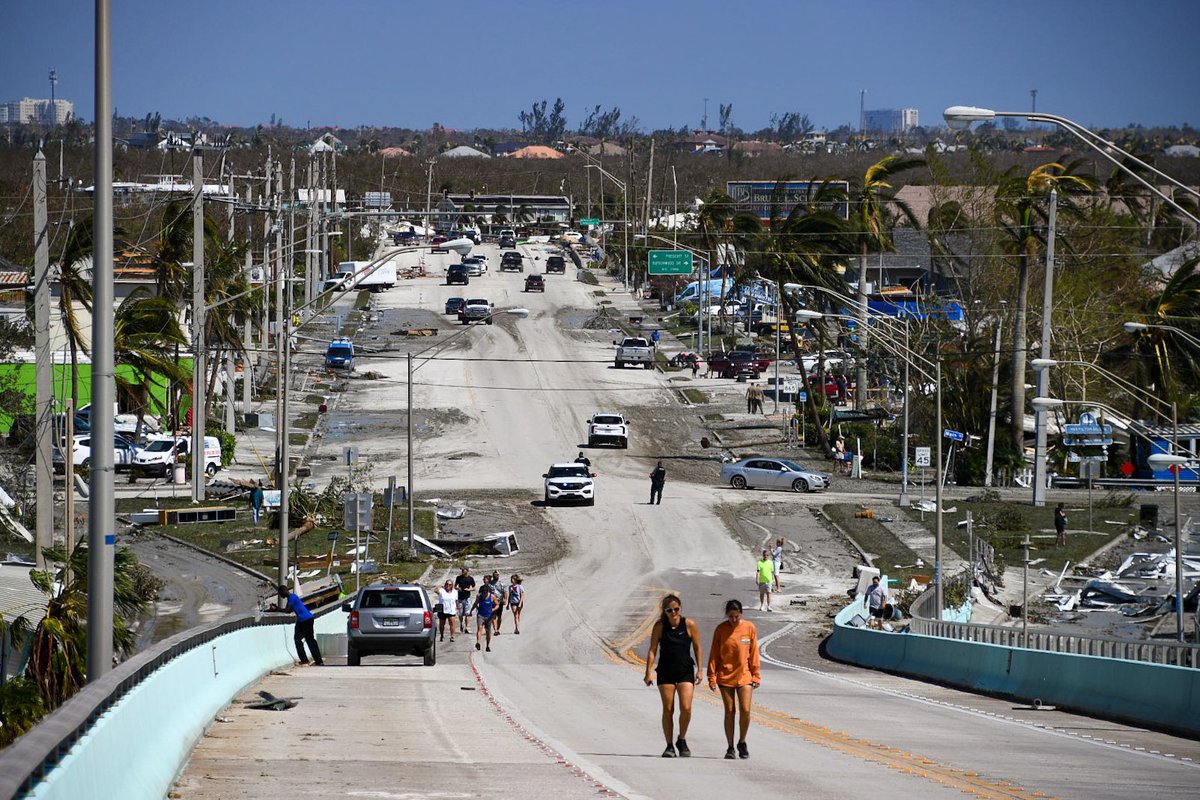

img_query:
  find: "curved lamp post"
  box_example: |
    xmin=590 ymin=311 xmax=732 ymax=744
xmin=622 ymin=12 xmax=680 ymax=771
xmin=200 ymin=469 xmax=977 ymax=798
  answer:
xmin=800 ymin=308 xmax=946 ymax=616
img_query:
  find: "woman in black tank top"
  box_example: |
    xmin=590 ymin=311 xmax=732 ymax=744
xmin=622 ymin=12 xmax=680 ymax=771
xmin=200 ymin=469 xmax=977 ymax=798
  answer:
xmin=643 ymin=594 xmax=703 ymax=758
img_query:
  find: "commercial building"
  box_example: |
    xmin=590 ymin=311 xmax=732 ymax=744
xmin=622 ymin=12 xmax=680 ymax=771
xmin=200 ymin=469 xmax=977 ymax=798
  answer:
xmin=0 ymin=97 xmax=74 ymax=125
xmin=863 ymin=108 xmax=919 ymax=134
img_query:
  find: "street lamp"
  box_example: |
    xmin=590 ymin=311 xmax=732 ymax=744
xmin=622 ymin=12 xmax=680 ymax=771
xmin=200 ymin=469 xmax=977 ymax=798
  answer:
xmin=801 ymin=308 xmax=947 ymax=616
xmin=1033 ymin=396 xmax=1193 ymax=643
xmin=404 ymin=307 xmax=530 ymax=553
xmin=585 ymin=163 xmax=629 ymax=291
xmin=1124 ymin=321 xmax=1200 ymax=351
xmin=944 ymin=106 xmax=1200 ymax=227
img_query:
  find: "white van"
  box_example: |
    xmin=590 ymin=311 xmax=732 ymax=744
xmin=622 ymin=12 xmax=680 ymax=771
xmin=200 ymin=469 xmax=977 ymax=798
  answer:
xmin=133 ymin=435 xmax=222 ymax=478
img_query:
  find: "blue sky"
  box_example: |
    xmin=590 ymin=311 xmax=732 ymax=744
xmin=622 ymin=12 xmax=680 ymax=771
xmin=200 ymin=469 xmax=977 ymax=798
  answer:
xmin=3 ymin=0 xmax=1197 ymax=132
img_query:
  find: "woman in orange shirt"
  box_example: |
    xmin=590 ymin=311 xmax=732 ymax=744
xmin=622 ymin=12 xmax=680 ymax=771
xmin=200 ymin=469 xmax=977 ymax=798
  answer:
xmin=707 ymin=598 xmax=761 ymax=759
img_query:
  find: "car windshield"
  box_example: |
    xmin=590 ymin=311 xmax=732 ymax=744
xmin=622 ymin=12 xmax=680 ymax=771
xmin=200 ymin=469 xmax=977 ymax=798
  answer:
xmin=143 ymin=440 xmax=174 ymax=453
xmin=593 ymin=415 xmax=622 ymax=425
xmin=360 ymin=589 xmax=423 ymax=609
xmin=548 ymin=465 xmax=590 ymax=478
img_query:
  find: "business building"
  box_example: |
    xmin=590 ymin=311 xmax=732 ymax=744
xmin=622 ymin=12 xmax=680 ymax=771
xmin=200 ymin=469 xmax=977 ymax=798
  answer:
xmin=0 ymin=97 xmax=74 ymax=125
xmin=863 ymin=108 xmax=919 ymax=134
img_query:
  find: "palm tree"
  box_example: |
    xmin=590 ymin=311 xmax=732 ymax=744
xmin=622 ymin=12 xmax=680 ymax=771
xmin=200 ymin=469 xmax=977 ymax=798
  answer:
xmin=199 ymin=239 xmax=259 ymax=420
xmin=52 ymin=220 xmax=95 ymax=417
xmin=26 ymin=545 xmax=151 ymax=711
xmin=149 ymin=201 xmax=192 ymax=303
xmin=1124 ymin=255 xmax=1200 ymax=408
xmin=851 ymin=156 xmax=924 ymax=409
xmin=994 ymin=161 xmax=1095 ymax=452
xmin=113 ymin=289 xmax=189 ymax=441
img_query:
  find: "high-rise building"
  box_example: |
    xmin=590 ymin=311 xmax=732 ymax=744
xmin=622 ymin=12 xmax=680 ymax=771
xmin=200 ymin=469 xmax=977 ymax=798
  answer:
xmin=0 ymin=97 xmax=74 ymax=125
xmin=863 ymin=108 xmax=919 ymax=134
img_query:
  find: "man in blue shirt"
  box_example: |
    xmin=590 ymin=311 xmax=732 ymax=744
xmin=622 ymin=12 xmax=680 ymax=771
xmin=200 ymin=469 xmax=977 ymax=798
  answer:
xmin=276 ymin=585 xmax=324 ymax=666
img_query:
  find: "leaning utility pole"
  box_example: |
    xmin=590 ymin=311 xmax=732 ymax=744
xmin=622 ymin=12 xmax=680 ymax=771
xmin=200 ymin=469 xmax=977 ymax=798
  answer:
xmin=32 ymin=149 xmax=52 ymax=567
xmin=191 ymin=149 xmax=207 ymax=503
xmin=88 ymin=0 xmax=116 ymax=681
xmin=274 ymin=162 xmax=290 ymax=588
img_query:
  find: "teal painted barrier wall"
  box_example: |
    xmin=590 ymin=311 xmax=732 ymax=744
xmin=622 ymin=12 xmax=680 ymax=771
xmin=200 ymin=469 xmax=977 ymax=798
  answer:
xmin=826 ymin=601 xmax=1200 ymax=736
xmin=24 ymin=611 xmax=346 ymax=799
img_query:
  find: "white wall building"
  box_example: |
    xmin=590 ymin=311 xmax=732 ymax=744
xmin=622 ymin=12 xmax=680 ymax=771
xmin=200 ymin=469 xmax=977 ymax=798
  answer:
xmin=863 ymin=108 xmax=919 ymax=134
xmin=0 ymin=97 xmax=74 ymax=125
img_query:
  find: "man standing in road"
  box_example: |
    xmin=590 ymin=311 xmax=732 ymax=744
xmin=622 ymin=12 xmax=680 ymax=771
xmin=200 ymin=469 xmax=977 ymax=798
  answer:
xmin=575 ymin=451 xmax=591 ymax=468
xmin=276 ymin=585 xmax=323 ymax=666
xmin=455 ymin=567 xmax=476 ymax=635
xmin=649 ymin=461 xmax=667 ymax=505
xmin=1054 ymin=503 xmax=1068 ymax=547
xmin=472 ymin=576 xmax=498 ymax=652
xmin=756 ymin=550 xmax=775 ymax=612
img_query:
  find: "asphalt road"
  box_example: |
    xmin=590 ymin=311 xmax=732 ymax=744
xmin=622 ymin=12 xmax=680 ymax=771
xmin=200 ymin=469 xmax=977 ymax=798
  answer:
xmin=175 ymin=240 xmax=1200 ymax=799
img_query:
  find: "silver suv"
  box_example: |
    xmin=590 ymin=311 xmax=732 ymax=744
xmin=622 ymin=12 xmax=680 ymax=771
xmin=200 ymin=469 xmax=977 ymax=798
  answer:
xmin=342 ymin=582 xmax=437 ymax=666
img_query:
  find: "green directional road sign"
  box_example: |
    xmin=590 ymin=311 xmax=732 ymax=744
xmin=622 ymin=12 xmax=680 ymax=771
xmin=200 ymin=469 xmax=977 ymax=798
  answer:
xmin=580 ymin=218 xmax=600 ymax=226
xmin=648 ymin=250 xmax=694 ymax=275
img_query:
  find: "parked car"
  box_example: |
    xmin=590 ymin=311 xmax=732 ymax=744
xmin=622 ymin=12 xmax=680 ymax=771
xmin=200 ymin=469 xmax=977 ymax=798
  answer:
xmin=710 ymin=350 xmax=771 ymax=379
xmin=52 ymin=433 xmax=140 ymax=474
xmin=132 ymin=435 xmax=223 ymax=478
xmin=500 ymin=251 xmax=524 ymax=272
xmin=524 ymin=274 xmax=545 ymax=292
xmin=720 ymin=458 xmax=831 ymax=493
xmin=461 ymin=298 xmax=494 ymax=324
xmin=343 ymin=582 xmax=437 ymax=666
xmin=542 ymin=462 xmax=596 ymax=506
xmin=614 ymin=337 xmax=655 ymax=369
xmin=446 ymin=263 xmax=470 ymax=286
xmin=445 ymin=296 xmax=466 ymax=315
xmin=545 ymin=255 xmax=566 ymax=273
xmin=586 ymin=412 xmax=629 ymax=448
xmin=324 ymin=340 xmax=354 ymax=369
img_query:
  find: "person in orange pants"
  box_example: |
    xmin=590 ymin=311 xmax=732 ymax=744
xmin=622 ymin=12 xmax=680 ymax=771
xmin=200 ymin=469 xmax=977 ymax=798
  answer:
xmin=707 ymin=598 xmax=760 ymax=759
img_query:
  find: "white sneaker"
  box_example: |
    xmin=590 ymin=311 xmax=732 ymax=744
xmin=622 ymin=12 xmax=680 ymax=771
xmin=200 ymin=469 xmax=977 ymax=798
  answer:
xmin=767 ymin=607 xmax=774 ymax=612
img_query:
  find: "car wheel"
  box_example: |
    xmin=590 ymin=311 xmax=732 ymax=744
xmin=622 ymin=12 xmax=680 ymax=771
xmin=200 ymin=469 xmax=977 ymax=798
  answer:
xmin=81 ymin=458 xmax=90 ymax=470
xmin=347 ymin=647 xmax=361 ymax=666
xmin=792 ymin=478 xmax=810 ymax=493
xmin=423 ymin=641 xmax=436 ymax=667
xmin=205 ymin=463 xmax=218 ymax=477
xmin=731 ymin=475 xmax=747 ymax=489
xmin=462 ymin=318 xmax=469 ymax=325
xmin=487 ymin=318 xmax=494 ymax=325
xmin=586 ymin=497 xmax=595 ymax=506
xmin=619 ymin=438 xmax=628 ymax=449
xmin=615 ymin=361 xmax=624 ymax=369
xmin=645 ymin=362 xmax=653 ymax=370
xmin=544 ymin=491 xmax=552 ymax=505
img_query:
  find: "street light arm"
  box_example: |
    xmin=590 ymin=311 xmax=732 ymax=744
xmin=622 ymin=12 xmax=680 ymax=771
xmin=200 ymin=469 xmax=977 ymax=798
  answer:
xmin=585 ymin=163 xmax=627 ymax=192
xmin=1126 ymin=321 xmax=1200 ymax=352
xmin=1035 ymin=358 xmax=1176 ymax=422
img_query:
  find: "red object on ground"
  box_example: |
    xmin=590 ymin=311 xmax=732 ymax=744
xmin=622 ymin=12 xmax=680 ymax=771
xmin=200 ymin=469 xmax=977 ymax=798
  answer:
xmin=1120 ymin=461 xmax=1135 ymax=477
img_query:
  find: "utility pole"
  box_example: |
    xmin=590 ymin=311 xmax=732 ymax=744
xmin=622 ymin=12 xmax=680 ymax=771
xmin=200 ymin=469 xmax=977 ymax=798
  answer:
xmin=702 ymin=97 xmax=708 ymax=132
xmin=984 ymin=318 xmax=1003 ymax=487
xmin=859 ymin=89 xmax=867 ymax=134
xmin=191 ymin=149 xmax=207 ymax=503
xmin=32 ymin=149 xmax=52 ymax=568
xmin=224 ymin=158 xmax=236 ymax=435
xmin=1030 ymin=88 xmax=1038 ymax=114
xmin=87 ymin=0 xmax=115 ymax=682
xmin=275 ymin=162 xmax=290 ymax=588
xmin=1032 ymin=189 xmax=1057 ymax=507
xmin=242 ymin=183 xmax=253 ymax=414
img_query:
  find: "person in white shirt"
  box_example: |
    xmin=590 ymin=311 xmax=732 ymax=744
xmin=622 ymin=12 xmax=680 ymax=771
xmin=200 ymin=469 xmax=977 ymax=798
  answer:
xmin=437 ymin=580 xmax=458 ymax=643
xmin=771 ymin=538 xmax=784 ymax=591
xmin=865 ymin=576 xmax=890 ymax=628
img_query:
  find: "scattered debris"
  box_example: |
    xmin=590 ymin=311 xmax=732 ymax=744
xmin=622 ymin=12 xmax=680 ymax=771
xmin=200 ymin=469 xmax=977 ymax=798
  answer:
xmin=246 ymin=691 xmax=299 ymax=711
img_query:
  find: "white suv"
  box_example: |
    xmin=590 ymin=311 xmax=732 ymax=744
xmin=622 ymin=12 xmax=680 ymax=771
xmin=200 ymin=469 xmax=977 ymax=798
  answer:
xmin=587 ymin=412 xmax=629 ymax=449
xmin=543 ymin=462 xmax=595 ymax=506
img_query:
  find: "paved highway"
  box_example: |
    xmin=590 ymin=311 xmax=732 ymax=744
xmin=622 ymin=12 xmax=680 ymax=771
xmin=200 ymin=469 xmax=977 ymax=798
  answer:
xmin=174 ymin=241 xmax=1200 ymax=799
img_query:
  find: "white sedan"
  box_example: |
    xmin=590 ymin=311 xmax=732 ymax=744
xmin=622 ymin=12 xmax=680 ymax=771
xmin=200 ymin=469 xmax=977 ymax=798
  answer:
xmin=719 ymin=458 xmax=831 ymax=493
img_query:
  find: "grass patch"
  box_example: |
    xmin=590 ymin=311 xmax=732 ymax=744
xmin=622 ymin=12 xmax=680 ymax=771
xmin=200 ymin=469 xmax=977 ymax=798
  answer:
xmin=303 ymin=394 xmax=326 ymax=405
xmin=703 ymin=413 xmax=724 ymax=421
xmin=681 ymin=388 xmax=707 ymax=404
xmin=293 ymin=412 xmax=318 ymax=430
xmin=289 ymin=433 xmax=308 ymax=446
xmin=354 ymin=291 xmax=371 ymax=310
xmin=824 ymin=503 xmax=929 ymax=586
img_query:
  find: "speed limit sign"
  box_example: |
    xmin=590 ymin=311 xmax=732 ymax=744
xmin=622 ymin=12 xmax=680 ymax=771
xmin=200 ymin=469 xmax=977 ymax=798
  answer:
xmin=914 ymin=447 xmax=931 ymax=467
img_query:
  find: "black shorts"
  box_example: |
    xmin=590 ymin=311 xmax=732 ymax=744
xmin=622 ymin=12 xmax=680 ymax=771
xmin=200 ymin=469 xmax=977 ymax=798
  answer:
xmin=438 ymin=611 xmax=452 ymax=621
xmin=870 ymin=605 xmax=890 ymax=619
xmin=656 ymin=666 xmax=695 ymax=686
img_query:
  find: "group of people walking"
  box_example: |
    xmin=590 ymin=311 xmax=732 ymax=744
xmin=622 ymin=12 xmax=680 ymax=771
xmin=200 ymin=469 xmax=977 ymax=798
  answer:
xmin=439 ymin=567 xmax=525 ymax=653
xmin=643 ymin=595 xmax=762 ymax=760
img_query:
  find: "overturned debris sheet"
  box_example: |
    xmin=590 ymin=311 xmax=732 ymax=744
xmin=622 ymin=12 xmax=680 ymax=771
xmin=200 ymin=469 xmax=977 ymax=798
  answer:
xmin=246 ymin=691 xmax=299 ymax=711
xmin=436 ymin=506 xmax=466 ymax=520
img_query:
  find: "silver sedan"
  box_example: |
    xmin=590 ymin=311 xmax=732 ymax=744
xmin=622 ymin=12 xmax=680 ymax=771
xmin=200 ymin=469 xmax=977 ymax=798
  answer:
xmin=720 ymin=458 xmax=831 ymax=493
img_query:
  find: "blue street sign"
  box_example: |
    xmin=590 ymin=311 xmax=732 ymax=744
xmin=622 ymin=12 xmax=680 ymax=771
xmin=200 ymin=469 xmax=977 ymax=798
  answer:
xmin=943 ymin=429 xmax=964 ymax=442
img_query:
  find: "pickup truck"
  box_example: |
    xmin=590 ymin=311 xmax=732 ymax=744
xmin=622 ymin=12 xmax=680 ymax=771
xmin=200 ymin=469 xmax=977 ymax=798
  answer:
xmin=614 ymin=337 xmax=655 ymax=370
xmin=709 ymin=350 xmax=771 ymax=379
xmin=461 ymin=298 xmax=494 ymax=325
xmin=586 ymin=412 xmax=629 ymax=449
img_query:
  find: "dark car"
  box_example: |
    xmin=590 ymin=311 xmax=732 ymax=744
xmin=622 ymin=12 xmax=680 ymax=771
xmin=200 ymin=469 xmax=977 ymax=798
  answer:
xmin=524 ymin=274 xmax=545 ymax=292
xmin=446 ymin=264 xmax=470 ymax=286
xmin=445 ymin=296 xmax=466 ymax=315
xmin=500 ymin=251 xmax=524 ymax=272
xmin=343 ymin=582 xmax=437 ymax=666
xmin=717 ymin=350 xmax=764 ymax=379
xmin=499 ymin=235 xmax=517 ymax=249
xmin=545 ymin=255 xmax=566 ymax=273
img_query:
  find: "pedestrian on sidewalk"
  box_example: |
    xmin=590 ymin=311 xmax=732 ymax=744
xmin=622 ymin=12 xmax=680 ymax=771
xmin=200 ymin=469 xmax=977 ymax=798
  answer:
xmin=490 ymin=571 xmax=508 ymax=634
xmin=644 ymin=594 xmax=702 ymax=758
xmin=756 ymin=550 xmax=774 ymax=612
xmin=275 ymin=585 xmax=323 ymax=666
xmin=771 ymin=538 xmax=784 ymax=591
xmin=250 ymin=481 xmax=265 ymax=525
xmin=507 ymin=574 xmax=525 ymax=634
xmin=745 ymin=382 xmax=764 ymax=414
xmin=690 ymin=355 xmax=700 ymax=378
xmin=471 ymin=576 xmax=498 ymax=652
xmin=865 ymin=575 xmax=891 ymax=628
xmin=707 ymin=599 xmax=760 ymax=760
xmin=1054 ymin=503 xmax=1068 ymax=547
xmin=455 ymin=567 xmax=476 ymax=635
xmin=437 ymin=579 xmax=458 ymax=642
xmin=649 ymin=461 xmax=667 ymax=504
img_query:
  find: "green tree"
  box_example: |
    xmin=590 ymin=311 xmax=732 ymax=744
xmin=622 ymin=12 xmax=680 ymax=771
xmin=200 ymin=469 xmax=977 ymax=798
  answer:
xmin=1123 ymin=256 xmax=1200 ymax=408
xmin=53 ymin=220 xmax=95 ymax=416
xmin=113 ymin=289 xmax=189 ymax=441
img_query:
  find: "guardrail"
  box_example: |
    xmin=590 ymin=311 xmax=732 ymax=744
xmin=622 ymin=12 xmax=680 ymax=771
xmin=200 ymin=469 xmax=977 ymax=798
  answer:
xmin=909 ymin=579 xmax=1200 ymax=668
